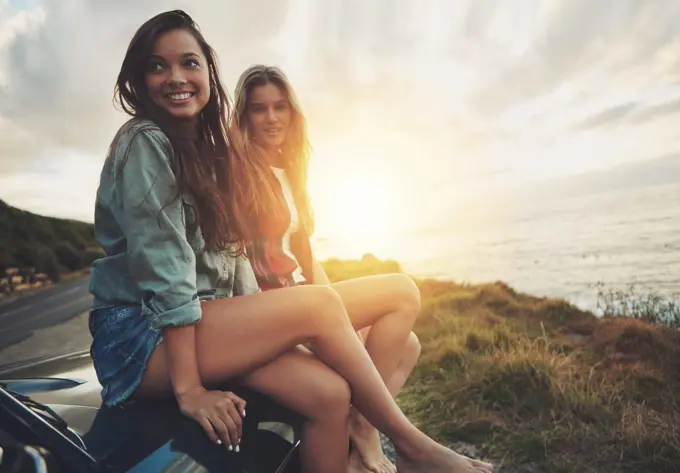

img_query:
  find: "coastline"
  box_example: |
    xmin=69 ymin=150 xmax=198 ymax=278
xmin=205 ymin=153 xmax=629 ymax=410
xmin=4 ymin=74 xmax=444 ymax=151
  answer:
xmin=1 ymin=255 xmax=677 ymax=472
xmin=325 ymin=255 xmax=680 ymax=473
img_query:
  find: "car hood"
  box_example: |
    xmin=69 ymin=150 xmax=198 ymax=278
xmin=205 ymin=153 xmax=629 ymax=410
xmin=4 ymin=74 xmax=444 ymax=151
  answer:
xmin=0 ymin=351 xmax=300 ymax=472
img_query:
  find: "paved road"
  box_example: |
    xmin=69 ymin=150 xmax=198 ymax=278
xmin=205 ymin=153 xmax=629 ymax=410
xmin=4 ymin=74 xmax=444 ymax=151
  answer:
xmin=0 ymin=276 xmax=93 ymax=351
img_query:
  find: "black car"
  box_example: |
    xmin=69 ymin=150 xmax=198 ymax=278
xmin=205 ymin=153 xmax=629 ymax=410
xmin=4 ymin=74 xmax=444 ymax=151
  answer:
xmin=0 ymin=349 xmax=303 ymax=473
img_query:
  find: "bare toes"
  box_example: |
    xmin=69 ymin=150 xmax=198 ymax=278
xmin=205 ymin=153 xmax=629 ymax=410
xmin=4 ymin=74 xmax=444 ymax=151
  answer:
xmin=469 ymin=457 xmax=493 ymax=471
xmin=380 ymin=462 xmax=395 ymax=473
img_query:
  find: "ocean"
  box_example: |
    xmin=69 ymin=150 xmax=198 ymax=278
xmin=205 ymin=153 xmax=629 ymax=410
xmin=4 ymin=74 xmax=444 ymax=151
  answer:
xmin=315 ymin=181 xmax=680 ymax=313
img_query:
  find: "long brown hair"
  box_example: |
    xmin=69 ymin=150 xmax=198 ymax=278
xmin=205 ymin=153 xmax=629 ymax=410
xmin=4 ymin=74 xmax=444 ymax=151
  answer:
xmin=114 ymin=10 xmax=275 ymax=253
xmin=232 ymin=65 xmax=315 ymax=236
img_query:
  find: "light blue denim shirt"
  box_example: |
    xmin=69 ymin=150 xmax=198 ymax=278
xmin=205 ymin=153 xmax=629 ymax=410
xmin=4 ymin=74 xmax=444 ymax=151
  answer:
xmin=89 ymin=118 xmax=260 ymax=330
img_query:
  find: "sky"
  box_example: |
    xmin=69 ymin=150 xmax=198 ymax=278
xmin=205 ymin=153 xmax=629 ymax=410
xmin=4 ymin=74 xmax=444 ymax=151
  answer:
xmin=2 ymin=0 xmax=680 ymax=245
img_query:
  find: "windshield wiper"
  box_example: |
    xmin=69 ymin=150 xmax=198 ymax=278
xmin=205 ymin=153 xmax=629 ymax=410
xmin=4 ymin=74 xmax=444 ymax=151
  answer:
xmin=0 ymin=383 xmax=68 ymax=433
xmin=0 ymin=384 xmax=97 ymax=473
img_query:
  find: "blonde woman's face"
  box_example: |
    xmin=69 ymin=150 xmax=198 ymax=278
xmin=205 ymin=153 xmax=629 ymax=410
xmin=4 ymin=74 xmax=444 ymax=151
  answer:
xmin=246 ymin=83 xmax=291 ymax=152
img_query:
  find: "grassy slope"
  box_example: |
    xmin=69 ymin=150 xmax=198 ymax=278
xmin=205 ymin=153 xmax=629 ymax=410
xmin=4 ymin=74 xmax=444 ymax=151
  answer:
xmin=322 ymin=256 xmax=680 ymax=473
xmin=0 ymin=199 xmax=99 ymax=275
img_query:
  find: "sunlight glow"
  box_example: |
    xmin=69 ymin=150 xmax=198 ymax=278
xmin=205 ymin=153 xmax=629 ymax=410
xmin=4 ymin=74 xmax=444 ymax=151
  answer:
xmin=327 ymin=174 xmax=393 ymax=237
xmin=309 ymin=162 xmax=401 ymax=259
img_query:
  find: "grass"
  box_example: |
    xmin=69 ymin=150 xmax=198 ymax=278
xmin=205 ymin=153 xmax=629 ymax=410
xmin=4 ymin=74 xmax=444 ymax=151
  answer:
xmin=323 ymin=255 xmax=680 ymax=473
xmin=596 ymin=281 xmax=680 ymax=328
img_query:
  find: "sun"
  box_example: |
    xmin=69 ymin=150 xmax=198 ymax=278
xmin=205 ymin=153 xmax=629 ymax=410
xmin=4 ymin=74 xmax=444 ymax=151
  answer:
xmin=331 ymin=175 xmax=392 ymax=236
xmin=310 ymin=172 xmax=396 ymax=244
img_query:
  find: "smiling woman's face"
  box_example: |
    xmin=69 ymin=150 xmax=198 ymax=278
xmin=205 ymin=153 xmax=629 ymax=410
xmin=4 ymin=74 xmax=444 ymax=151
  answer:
xmin=246 ymin=83 xmax=291 ymax=153
xmin=145 ymin=28 xmax=210 ymax=121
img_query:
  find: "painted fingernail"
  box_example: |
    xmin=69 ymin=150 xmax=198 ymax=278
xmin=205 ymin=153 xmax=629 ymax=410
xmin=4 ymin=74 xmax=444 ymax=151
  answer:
xmin=216 ymin=439 xmax=222 ymax=445
xmin=235 ymin=445 xmax=240 ymax=453
xmin=242 ymin=409 xmax=246 ymax=417
xmin=228 ymin=444 xmax=233 ymax=451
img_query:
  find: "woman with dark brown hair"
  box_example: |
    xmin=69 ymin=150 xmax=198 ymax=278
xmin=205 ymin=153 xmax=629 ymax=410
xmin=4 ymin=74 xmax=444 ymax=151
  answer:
xmin=88 ymin=9 xmax=493 ymax=473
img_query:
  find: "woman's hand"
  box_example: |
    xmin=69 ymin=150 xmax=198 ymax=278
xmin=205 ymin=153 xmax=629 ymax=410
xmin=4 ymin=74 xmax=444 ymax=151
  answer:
xmin=177 ymin=386 xmax=247 ymax=450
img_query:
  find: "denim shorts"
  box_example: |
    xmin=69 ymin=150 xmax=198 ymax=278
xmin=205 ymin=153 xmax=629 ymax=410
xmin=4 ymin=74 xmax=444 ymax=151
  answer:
xmin=88 ymin=304 xmax=163 ymax=407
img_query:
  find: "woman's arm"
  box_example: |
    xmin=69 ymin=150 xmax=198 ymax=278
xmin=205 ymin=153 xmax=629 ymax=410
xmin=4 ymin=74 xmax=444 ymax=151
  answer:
xmin=117 ymin=127 xmax=203 ymax=396
xmin=309 ymin=249 xmax=368 ymax=343
xmin=163 ymin=324 xmax=202 ymax=396
xmin=114 ymin=126 xmax=245 ymax=447
xmin=311 ymin=251 xmax=331 ymax=285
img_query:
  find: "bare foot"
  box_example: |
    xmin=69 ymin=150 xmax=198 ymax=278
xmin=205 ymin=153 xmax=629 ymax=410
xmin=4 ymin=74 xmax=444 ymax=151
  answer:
xmin=348 ymin=449 xmax=382 ymax=473
xmin=464 ymin=455 xmax=494 ymax=471
xmin=396 ymin=445 xmax=493 ymax=473
xmin=349 ymin=410 xmax=396 ymax=473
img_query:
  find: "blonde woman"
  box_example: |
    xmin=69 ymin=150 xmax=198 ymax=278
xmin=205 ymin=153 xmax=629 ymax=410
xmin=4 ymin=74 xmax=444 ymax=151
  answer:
xmin=231 ymin=65 xmax=492 ymax=473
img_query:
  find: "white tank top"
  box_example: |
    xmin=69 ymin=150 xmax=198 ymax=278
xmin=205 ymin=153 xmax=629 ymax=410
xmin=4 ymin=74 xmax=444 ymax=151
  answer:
xmin=270 ymin=166 xmax=305 ymax=283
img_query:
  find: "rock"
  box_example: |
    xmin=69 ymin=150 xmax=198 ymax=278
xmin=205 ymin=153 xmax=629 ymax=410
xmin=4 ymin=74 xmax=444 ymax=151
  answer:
xmin=379 ymin=433 xmax=396 ymax=463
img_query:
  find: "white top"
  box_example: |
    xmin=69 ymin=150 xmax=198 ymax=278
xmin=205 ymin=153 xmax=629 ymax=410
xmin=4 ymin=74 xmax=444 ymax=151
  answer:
xmin=270 ymin=166 xmax=305 ymax=284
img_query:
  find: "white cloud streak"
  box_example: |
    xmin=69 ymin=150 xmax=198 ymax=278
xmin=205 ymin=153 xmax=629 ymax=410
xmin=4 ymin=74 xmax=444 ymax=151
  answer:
xmin=1 ymin=0 xmax=680 ymax=221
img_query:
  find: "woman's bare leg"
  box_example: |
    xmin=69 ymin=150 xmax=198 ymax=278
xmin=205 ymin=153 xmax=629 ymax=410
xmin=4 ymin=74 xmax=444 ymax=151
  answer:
xmin=142 ymin=339 xmax=351 ymax=473
xmin=331 ymin=274 xmax=421 ymax=374
xmin=240 ymin=348 xmax=352 ymax=473
xmin=356 ymin=328 xmax=421 ymax=397
xmin=332 ymin=274 xmax=490 ymax=473
xmin=137 ymin=284 xmax=493 ymax=473
xmin=348 ymin=330 xmax=422 ymax=473
xmin=329 ymin=274 xmax=421 ymax=473
xmin=389 ymin=332 xmax=422 ymax=393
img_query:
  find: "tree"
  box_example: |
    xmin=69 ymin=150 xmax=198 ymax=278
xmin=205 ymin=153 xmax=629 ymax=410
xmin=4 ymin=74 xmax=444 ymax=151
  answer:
xmin=54 ymin=241 xmax=84 ymax=271
xmin=14 ymin=242 xmax=38 ymax=268
xmin=84 ymin=247 xmax=106 ymax=265
xmin=37 ymin=246 xmax=61 ymax=283
xmin=0 ymin=247 xmax=8 ymax=273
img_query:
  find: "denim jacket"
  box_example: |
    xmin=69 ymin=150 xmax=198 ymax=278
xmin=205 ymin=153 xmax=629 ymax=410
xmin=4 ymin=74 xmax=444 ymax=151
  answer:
xmin=89 ymin=118 xmax=260 ymax=330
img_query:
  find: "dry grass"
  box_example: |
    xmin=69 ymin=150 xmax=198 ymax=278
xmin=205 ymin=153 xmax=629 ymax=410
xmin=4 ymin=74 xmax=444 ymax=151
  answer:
xmin=324 ymin=255 xmax=680 ymax=473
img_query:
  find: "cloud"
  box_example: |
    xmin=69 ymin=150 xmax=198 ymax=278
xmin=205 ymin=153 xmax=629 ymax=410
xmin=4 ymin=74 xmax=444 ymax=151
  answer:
xmin=625 ymin=96 xmax=680 ymax=125
xmin=3 ymin=0 xmax=680 ymax=222
xmin=466 ymin=1 xmax=680 ymax=123
xmin=570 ymin=103 xmax=637 ymax=131
xmin=0 ymin=1 xmax=170 ymax=171
xmin=0 ymin=0 xmax=44 ymax=51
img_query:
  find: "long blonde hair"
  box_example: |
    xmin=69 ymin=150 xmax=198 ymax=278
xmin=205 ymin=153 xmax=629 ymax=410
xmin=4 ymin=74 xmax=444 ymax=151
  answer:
xmin=232 ymin=65 xmax=315 ymax=235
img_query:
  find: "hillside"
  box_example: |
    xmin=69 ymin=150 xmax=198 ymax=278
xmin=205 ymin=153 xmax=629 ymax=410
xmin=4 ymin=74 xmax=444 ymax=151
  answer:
xmin=324 ymin=255 xmax=680 ymax=473
xmin=0 ymin=199 xmax=101 ymax=281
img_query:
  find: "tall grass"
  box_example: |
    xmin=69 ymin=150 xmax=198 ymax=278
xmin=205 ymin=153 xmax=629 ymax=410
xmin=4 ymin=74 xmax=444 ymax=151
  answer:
xmin=324 ymin=256 xmax=680 ymax=473
xmin=596 ymin=281 xmax=680 ymax=328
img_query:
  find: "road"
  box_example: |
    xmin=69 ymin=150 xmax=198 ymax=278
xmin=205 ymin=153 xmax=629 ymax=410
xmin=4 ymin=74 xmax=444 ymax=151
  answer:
xmin=0 ymin=276 xmax=93 ymax=352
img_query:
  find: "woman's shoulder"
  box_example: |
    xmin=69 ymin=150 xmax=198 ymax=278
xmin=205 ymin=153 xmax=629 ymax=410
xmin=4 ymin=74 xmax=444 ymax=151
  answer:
xmin=114 ymin=118 xmax=170 ymax=147
xmin=106 ymin=118 xmax=173 ymax=168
